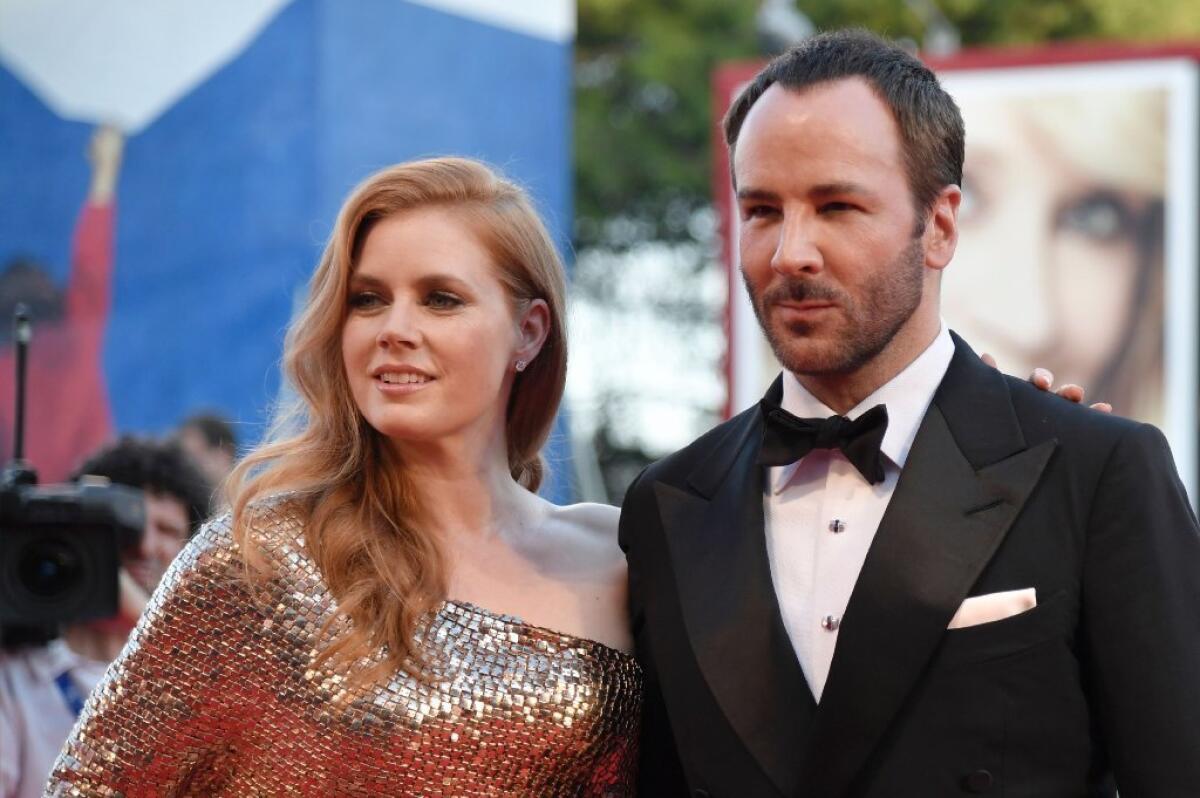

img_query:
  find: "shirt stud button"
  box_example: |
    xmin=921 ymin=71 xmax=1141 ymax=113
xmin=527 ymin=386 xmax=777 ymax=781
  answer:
xmin=820 ymin=615 xmax=840 ymax=632
xmin=962 ymin=769 xmax=994 ymax=793
xmin=828 ymin=519 xmax=846 ymax=533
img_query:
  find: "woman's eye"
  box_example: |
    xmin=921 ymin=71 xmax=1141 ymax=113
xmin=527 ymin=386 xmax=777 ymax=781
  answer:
xmin=426 ymin=291 xmax=463 ymax=310
xmin=348 ymin=291 xmax=384 ymax=310
xmin=1057 ymin=192 xmax=1134 ymax=243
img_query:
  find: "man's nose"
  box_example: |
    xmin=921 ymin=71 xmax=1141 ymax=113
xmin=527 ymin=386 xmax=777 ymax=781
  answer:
xmin=770 ymin=214 xmax=823 ymax=276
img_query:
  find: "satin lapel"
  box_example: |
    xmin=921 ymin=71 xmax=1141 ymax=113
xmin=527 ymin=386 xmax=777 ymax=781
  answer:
xmin=656 ymin=397 xmax=815 ymax=797
xmin=797 ymin=351 xmax=1057 ymax=797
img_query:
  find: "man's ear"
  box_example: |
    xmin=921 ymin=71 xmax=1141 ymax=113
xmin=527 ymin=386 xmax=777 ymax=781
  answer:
xmin=514 ymin=298 xmax=551 ymax=366
xmin=923 ymin=184 xmax=961 ymax=272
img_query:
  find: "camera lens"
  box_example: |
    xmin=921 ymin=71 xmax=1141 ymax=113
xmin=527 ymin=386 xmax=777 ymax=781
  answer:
xmin=17 ymin=537 xmax=83 ymax=598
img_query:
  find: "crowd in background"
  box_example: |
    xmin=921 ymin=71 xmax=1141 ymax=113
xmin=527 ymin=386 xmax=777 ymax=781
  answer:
xmin=0 ymin=413 xmax=237 ymax=798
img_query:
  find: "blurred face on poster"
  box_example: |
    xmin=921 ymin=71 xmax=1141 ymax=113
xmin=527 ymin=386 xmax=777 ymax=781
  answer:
xmin=943 ymin=87 xmax=1166 ymax=420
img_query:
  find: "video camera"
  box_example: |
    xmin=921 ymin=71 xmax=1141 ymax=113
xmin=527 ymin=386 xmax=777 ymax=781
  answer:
xmin=0 ymin=305 xmax=144 ymax=646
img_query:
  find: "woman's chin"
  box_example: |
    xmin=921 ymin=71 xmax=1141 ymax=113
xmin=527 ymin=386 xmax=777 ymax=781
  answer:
xmin=372 ymin=423 xmax=438 ymax=445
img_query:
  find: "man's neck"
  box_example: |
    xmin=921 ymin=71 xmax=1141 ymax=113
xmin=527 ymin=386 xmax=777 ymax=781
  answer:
xmin=796 ymin=316 xmax=941 ymax=415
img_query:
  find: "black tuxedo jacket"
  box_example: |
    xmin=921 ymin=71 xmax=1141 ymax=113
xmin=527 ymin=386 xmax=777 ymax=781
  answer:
xmin=619 ymin=334 xmax=1200 ymax=797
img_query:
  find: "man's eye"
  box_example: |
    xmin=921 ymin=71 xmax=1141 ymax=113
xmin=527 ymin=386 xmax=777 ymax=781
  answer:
xmin=426 ymin=291 xmax=464 ymax=310
xmin=743 ymin=205 xmax=777 ymax=219
xmin=819 ymin=202 xmax=856 ymax=213
xmin=348 ymin=291 xmax=384 ymax=309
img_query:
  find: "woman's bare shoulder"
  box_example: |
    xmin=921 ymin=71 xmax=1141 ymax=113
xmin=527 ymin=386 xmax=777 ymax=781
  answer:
xmin=545 ymin=501 xmax=621 ymax=535
xmin=520 ymin=499 xmax=624 ymax=576
xmin=542 ymin=501 xmax=621 ymax=555
xmin=535 ymin=501 xmax=631 ymax=651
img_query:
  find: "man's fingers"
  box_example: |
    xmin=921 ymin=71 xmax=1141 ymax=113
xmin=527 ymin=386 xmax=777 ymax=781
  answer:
xmin=1090 ymin=402 xmax=1113 ymax=414
xmin=980 ymin=352 xmax=997 ymax=368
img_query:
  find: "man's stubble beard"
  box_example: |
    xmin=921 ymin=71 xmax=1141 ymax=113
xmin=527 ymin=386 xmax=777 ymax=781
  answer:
xmin=746 ymin=237 xmax=926 ymax=377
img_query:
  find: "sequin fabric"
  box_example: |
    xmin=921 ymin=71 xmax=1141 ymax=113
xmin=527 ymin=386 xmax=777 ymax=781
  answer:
xmin=45 ymin=502 xmax=642 ymax=797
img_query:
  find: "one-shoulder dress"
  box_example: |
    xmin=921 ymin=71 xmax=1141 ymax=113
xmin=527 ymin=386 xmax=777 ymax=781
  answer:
xmin=45 ymin=502 xmax=642 ymax=797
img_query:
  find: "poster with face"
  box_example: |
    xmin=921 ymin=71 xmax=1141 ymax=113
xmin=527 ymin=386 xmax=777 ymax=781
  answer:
xmin=939 ymin=56 xmax=1199 ymax=493
xmin=713 ymin=50 xmax=1200 ymax=498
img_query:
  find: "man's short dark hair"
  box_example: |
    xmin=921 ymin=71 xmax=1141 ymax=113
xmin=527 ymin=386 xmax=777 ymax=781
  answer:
xmin=179 ymin=412 xmax=237 ymax=457
xmin=723 ymin=29 xmax=964 ymax=223
xmin=72 ymin=436 xmax=213 ymax=535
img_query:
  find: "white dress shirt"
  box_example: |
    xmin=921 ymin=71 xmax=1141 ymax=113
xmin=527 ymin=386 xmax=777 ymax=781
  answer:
xmin=763 ymin=325 xmax=954 ymax=701
xmin=0 ymin=641 xmax=106 ymax=798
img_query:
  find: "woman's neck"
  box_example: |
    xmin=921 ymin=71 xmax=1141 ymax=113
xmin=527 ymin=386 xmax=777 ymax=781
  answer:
xmin=395 ymin=434 xmax=538 ymax=541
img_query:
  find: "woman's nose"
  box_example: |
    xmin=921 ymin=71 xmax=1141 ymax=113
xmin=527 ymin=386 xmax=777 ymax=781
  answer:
xmin=376 ymin=304 xmax=420 ymax=348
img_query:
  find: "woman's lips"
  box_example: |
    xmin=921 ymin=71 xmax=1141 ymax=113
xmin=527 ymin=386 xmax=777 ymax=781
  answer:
xmin=374 ymin=373 xmax=435 ymax=395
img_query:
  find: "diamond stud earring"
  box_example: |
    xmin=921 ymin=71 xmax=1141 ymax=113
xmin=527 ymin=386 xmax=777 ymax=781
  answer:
xmin=515 ymin=359 xmax=528 ymax=373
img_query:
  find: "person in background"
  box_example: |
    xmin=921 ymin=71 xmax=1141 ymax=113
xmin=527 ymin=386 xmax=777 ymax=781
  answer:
xmin=62 ymin=436 xmax=212 ymax=661
xmin=176 ymin=411 xmax=238 ymax=495
xmin=0 ymin=436 xmax=210 ymax=798
xmin=0 ymin=127 xmax=123 ymax=483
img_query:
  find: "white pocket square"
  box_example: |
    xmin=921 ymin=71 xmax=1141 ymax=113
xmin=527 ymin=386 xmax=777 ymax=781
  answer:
xmin=948 ymin=588 xmax=1037 ymax=630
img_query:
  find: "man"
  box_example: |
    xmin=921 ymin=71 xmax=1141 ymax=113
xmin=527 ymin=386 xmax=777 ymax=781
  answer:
xmin=176 ymin=411 xmax=238 ymax=491
xmin=619 ymin=30 xmax=1200 ymax=797
xmin=61 ymin=436 xmax=212 ymax=661
xmin=0 ymin=436 xmax=210 ymax=798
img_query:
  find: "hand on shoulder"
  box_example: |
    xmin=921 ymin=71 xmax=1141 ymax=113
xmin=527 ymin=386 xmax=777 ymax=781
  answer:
xmin=980 ymin=353 xmax=1113 ymax=413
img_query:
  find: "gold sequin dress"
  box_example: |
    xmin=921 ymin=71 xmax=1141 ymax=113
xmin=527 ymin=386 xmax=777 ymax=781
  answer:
xmin=45 ymin=504 xmax=642 ymax=797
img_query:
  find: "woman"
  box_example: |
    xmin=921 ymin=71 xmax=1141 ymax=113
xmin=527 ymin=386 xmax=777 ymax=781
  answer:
xmin=46 ymin=158 xmax=641 ymax=797
xmin=944 ymin=85 xmax=1166 ymax=423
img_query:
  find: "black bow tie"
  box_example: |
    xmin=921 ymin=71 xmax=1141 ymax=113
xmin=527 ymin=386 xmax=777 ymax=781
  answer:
xmin=758 ymin=402 xmax=890 ymax=485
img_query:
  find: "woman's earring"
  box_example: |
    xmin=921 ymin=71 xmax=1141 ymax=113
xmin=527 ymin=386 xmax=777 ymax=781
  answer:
xmin=515 ymin=359 xmax=528 ymax=373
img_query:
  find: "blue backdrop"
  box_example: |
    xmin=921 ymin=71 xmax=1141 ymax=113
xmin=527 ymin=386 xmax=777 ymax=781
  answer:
xmin=0 ymin=0 xmax=575 ymax=500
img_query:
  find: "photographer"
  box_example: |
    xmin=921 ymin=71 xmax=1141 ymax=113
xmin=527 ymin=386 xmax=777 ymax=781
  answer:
xmin=0 ymin=436 xmax=210 ymax=798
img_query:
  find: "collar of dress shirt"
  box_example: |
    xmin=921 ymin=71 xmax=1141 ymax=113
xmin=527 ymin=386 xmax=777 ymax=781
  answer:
xmin=3 ymin=635 xmax=107 ymax=685
xmin=772 ymin=324 xmax=955 ymax=493
xmin=18 ymin=638 xmax=84 ymax=684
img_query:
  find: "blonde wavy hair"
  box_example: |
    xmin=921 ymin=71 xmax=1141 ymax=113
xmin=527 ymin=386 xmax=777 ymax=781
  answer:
xmin=227 ymin=157 xmax=568 ymax=680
